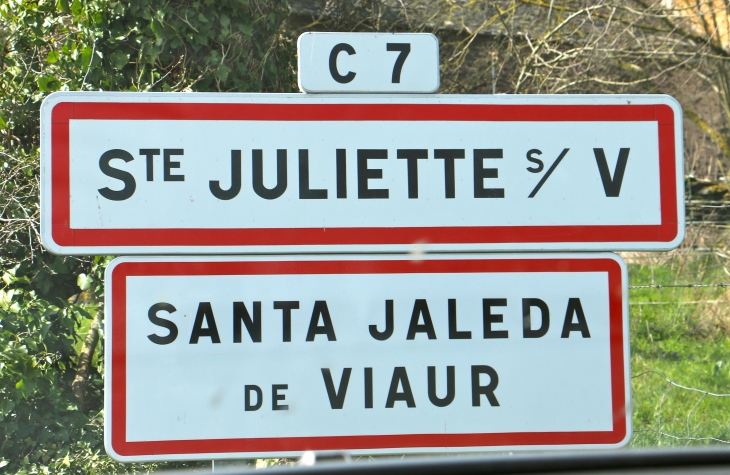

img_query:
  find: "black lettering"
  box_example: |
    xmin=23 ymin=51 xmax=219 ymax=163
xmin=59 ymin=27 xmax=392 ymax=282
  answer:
xmin=189 ymin=302 xmax=221 ymax=344
xmin=98 ymin=149 xmax=136 ymax=201
xmin=336 ymin=149 xmax=347 ymax=198
xmin=233 ymin=301 xmax=261 ymax=343
xmin=428 ymin=366 xmax=455 ymax=407
xmin=471 ymin=365 xmax=499 ymax=406
xmin=385 ymin=367 xmax=416 ymax=408
xmin=406 ymin=299 xmax=437 ymax=340
xmin=561 ymin=298 xmax=591 ymax=338
xmin=306 ymin=300 xmax=337 ymax=341
xmin=274 ymin=301 xmax=299 ymax=342
xmin=483 ymin=298 xmax=508 ymax=339
xmin=526 ymin=149 xmax=544 ymax=173
xmin=523 ymin=298 xmax=549 ymax=338
xmin=329 ymin=43 xmax=356 ymax=84
xmin=245 ymin=385 xmax=262 ymax=411
xmin=299 ymin=149 xmax=328 ymax=199
xmin=253 ymin=149 xmax=287 ymax=199
xmin=386 ymin=43 xmax=411 ymax=83
xmin=527 ymin=148 xmax=569 ymax=198
xmin=272 ymin=384 xmax=288 ymax=410
xmin=397 ymin=149 xmax=428 ymax=198
xmin=365 ymin=367 xmax=373 ymax=409
xmin=357 ymin=149 xmax=389 ymax=199
xmin=147 ymin=302 xmax=178 ymax=345
xmin=473 ymin=149 xmax=504 ymax=198
xmin=594 ymin=148 xmax=630 ymax=197
xmin=210 ymin=150 xmax=241 ymax=200
xmin=139 ymin=148 xmax=159 ymax=181
xmin=163 ymin=149 xmax=184 ymax=181
xmin=448 ymin=298 xmax=471 ymax=339
xmin=321 ymin=368 xmax=352 ymax=409
xmin=434 ymin=149 xmax=465 ymax=198
xmin=369 ymin=300 xmax=394 ymax=340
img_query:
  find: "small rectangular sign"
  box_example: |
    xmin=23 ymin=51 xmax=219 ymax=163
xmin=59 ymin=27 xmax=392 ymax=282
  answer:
xmin=297 ymin=32 xmax=440 ymax=93
xmin=40 ymin=92 xmax=684 ymax=254
xmin=105 ymin=254 xmax=630 ymax=462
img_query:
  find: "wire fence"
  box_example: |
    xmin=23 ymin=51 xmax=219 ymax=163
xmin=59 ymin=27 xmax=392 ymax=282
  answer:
xmin=626 ymin=206 xmax=730 ymax=447
xmin=632 ymin=371 xmax=730 ymax=446
xmin=630 ymin=283 xmax=730 ymax=289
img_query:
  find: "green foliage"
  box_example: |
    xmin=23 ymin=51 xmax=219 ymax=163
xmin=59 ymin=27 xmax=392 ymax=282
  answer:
xmin=0 ymin=257 xmax=108 ymax=473
xmin=0 ymin=0 xmax=295 ymax=472
xmin=1 ymin=0 xmax=295 ymax=147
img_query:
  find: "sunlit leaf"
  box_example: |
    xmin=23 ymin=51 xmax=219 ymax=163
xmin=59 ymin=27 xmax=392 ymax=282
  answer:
xmin=77 ymin=274 xmax=92 ymax=291
xmin=46 ymin=51 xmax=60 ymax=64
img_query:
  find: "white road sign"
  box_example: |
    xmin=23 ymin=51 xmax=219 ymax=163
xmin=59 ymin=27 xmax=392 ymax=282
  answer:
xmin=297 ymin=32 xmax=440 ymax=93
xmin=105 ymin=254 xmax=630 ymax=462
xmin=40 ymin=92 xmax=684 ymax=255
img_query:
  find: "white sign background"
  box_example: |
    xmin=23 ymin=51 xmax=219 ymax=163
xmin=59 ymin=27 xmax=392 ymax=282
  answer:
xmin=68 ymin=120 xmax=660 ymax=229
xmin=40 ymin=92 xmax=684 ymax=254
xmin=105 ymin=254 xmax=630 ymax=462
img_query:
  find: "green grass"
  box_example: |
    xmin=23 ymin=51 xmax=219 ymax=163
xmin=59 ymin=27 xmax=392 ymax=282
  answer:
xmin=628 ymin=252 xmax=730 ymax=447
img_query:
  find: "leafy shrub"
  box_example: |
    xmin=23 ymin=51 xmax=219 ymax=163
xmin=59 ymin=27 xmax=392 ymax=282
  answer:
xmin=0 ymin=1 xmax=295 ymax=472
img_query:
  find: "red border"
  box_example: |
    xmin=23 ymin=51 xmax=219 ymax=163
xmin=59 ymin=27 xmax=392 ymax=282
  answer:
xmin=110 ymin=257 xmax=627 ymax=457
xmin=51 ymin=102 xmax=678 ymax=248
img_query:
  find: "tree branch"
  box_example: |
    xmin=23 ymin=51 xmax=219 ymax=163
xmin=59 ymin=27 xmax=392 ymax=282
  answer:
xmin=72 ymin=306 xmax=102 ymax=414
xmin=684 ymin=107 xmax=730 ymax=160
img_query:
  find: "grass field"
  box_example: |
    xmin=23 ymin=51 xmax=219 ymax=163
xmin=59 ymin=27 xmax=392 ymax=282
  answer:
xmin=626 ymin=232 xmax=730 ymax=447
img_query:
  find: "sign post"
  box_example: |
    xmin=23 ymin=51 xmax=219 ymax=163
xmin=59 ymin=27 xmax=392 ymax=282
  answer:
xmin=105 ymin=254 xmax=630 ymax=461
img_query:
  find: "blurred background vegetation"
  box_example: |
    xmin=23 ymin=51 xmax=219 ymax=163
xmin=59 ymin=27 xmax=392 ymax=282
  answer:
xmin=2 ymin=0 xmax=730 ymax=473
xmin=1 ymin=0 xmax=295 ymax=472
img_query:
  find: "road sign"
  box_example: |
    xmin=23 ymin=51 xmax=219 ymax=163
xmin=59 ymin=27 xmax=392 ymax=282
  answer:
xmin=40 ymin=92 xmax=684 ymax=255
xmin=297 ymin=32 xmax=440 ymax=93
xmin=105 ymin=254 xmax=630 ymax=461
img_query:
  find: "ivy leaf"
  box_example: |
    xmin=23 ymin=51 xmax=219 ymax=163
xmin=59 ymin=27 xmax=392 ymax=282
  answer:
xmin=241 ymin=23 xmax=253 ymax=36
xmin=215 ymin=64 xmax=230 ymax=82
xmin=77 ymin=274 xmax=92 ymax=291
xmin=37 ymin=76 xmax=61 ymax=92
xmin=46 ymin=51 xmax=60 ymax=64
xmin=80 ymin=46 xmax=93 ymax=68
xmin=109 ymin=50 xmax=129 ymax=70
xmin=150 ymin=18 xmax=163 ymax=39
xmin=0 ymin=399 xmax=16 ymax=415
xmin=71 ymin=0 xmax=82 ymax=16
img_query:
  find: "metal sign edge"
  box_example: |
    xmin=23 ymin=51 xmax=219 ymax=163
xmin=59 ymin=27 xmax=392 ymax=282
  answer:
xmin=296 ymin=32 xmax=441 ymax=94
xmin=103 ymin=252 xmax=631 ymax=462
xmin=40 ymin=92 xmax=684 ymax=255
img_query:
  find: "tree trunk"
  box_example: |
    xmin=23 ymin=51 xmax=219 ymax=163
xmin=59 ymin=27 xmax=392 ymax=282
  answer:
xmin=72 ymin=306 xmax=102 ymax=413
